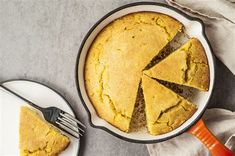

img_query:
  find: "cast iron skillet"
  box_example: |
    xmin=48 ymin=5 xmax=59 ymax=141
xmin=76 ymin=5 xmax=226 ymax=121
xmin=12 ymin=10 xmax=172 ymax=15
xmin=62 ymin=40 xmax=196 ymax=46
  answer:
xmin=75 ymin=2 xmax=234 ymax=156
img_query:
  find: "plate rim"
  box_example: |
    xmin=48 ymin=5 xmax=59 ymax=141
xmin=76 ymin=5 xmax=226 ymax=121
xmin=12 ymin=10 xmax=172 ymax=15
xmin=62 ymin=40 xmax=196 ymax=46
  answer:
xmin=75 ymin=1 xmax=215 ymax=144
xmin=0 ymin=78 xmax=80 ymax=155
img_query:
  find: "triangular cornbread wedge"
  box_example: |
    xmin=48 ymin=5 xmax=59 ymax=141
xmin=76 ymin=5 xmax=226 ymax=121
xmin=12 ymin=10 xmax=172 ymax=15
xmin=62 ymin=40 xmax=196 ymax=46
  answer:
xmin=85 ymin=12 xmax=183 ymax=132
xmin=141 ymin=75 xmax=197 ymax=135
xmin=144 ymin=38 xmax=209 ymax=91
xmin=19 ymin=106 xmax=70 ymax=156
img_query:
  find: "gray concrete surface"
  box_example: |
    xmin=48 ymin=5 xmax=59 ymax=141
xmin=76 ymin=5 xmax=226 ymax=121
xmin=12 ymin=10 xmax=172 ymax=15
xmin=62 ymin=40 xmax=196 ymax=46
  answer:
xmin=0 ymin=0 xmax=234 ymax=156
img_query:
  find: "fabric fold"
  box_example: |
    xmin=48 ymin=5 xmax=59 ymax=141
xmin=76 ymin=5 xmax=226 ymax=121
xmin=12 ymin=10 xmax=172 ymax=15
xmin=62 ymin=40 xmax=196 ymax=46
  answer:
xmin=166 ymin=0 xmax=235 ymax=75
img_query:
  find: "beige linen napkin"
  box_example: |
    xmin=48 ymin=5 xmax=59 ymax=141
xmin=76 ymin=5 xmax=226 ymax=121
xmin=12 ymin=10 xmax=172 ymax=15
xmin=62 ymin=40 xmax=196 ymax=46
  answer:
xmin=147 ymin=108 xmax=235 ymax=156
xmin=165 ymin=0 xmax=235 ymax=75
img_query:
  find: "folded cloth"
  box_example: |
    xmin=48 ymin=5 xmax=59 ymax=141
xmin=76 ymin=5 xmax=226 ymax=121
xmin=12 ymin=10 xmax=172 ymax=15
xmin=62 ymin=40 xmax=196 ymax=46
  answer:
xmin=165 ymin=0 xmax=235 ymax=75
xmin=147 ymin=108 xmax=235 ymax=156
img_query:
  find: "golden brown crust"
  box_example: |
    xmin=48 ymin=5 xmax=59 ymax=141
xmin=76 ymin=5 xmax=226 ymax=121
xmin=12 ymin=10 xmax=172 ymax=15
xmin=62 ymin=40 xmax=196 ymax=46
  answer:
xmin=19 ymin=106 xmax=70 ymax=156
xmin=144 ymin=38 xmax=209 ymax=91
xmin=85 ymin=12 xmax=182 ymax=132
xmin=141 ymin=75 xmax=197 ymax=135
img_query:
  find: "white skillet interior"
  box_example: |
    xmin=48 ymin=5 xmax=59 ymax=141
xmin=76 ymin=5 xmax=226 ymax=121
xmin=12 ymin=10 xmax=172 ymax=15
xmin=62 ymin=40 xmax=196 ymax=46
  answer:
xmin=78 ymin=4 xmax=215 ymax=141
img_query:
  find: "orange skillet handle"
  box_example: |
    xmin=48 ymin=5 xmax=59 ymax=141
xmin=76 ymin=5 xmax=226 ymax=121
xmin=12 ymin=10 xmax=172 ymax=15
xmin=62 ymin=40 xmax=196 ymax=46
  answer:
xmin=188 ymin=119 xmax=235 ymax=156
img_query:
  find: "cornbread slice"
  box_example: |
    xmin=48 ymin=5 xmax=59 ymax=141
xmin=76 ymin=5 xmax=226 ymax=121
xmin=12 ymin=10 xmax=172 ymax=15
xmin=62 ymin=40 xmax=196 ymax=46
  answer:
xmin=19 ymin=106 xmax=70 ymax=156
xmin=85 ymin=12 xmax=183 ymax=132
xmin=141 ymin=75 xmax=197 ymax=135
xmin=144 ymin=38 xmax=209 ymax=91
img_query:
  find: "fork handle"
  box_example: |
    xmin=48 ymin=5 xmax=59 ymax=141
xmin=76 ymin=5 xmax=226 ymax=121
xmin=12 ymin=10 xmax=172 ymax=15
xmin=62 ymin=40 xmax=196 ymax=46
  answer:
xmin=0 ymin=84 xmax=43 ymax=111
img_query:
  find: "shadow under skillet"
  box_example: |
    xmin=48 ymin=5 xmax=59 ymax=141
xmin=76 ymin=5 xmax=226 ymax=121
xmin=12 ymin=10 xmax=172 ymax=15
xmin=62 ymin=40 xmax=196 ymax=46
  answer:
xmin=207 ymin=57 xmax=235 ymax=111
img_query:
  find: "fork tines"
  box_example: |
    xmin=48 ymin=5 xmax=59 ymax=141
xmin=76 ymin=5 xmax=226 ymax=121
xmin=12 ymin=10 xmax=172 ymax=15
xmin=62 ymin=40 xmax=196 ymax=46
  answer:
xmin=56 ymin=112 xmax=86 ymax=139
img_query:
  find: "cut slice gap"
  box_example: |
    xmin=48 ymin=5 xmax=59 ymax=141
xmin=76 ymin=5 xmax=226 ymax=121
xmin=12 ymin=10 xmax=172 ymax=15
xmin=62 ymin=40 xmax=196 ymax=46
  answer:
xmin=141 ymin=74 xmax=197 ymax=135
xmin=157 ymin=79 xmax=184 ymax=95
xmin=129 ymin=28 xmax=188 ymax=133
xmin=129 ymin=77 xmax=197 ymax=133
xmin=144 ymin=29 xmax=189 ymax=70
xmin=155 ymin=78 xmax=198 ymax=101
xmin=129 ymin=82 xmax=147 ymax=132
xmin=130 ymin=26 xmax=206 ymax=135
xmin=129 ymin=31 xmax=196 ymax=132
xmin=144 ymin=38 xmax=209 ymax=91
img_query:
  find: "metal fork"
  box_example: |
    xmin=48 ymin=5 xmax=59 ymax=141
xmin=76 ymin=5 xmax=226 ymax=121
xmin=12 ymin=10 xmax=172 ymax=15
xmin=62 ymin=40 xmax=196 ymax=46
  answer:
xmin=0 ymin=84 xmax=85 ymax=139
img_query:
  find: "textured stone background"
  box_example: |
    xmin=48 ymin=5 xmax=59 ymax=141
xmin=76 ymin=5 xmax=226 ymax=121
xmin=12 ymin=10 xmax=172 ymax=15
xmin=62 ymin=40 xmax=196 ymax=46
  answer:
xmin=0 ymin=0 xmax=234 ymax=156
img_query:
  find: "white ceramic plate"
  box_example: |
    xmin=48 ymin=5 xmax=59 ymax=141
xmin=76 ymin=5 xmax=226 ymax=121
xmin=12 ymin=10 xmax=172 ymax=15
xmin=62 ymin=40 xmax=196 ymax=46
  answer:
xmin=0 ymin=80 xmax=79 ymax=155
xmin=76 ymin=2 xmax=215 ymax=143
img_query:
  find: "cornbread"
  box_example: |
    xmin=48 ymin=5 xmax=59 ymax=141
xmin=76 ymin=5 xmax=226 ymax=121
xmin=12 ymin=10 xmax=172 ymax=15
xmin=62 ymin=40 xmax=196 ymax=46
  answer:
xmin=19 ymin=106 xmax=70 ymax=156
xmin=85 ymin=12 xmax=183 ymax=132
xmin=141 ymin=75 xmax=197 ymax=135
xmin=144 ymin=38 xmax=209 ymax=91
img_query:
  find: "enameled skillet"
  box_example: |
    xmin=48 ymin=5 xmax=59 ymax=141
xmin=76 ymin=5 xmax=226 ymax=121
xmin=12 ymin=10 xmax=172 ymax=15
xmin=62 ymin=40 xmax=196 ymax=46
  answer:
xmin=75 ymin=2 xmax=234 ymax=156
